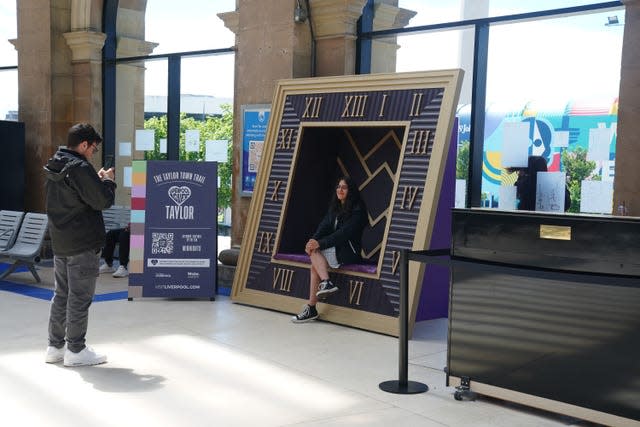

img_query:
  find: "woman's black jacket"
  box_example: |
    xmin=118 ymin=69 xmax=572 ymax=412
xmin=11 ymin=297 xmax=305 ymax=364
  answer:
xmin=312 ymin=201 xmax=367 ymax=265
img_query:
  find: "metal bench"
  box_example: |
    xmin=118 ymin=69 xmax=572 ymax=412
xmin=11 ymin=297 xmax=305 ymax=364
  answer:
xmin=0 ymin=210 xmax=25 ymax=252
xmin=0 ymin=212 xmax=49 ymax=283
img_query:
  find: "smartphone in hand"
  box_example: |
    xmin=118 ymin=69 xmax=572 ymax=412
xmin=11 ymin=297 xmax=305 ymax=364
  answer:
xmin=104 ymin=155 xmax=114 ymax=169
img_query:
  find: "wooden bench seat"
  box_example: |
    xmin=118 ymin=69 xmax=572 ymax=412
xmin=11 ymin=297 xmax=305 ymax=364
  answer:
xmin=273 ymin=252 xmax=377 ymax=274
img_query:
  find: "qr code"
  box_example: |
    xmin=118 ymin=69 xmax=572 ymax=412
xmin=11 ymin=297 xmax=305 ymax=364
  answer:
xmin=151 ymin=232 xmax=174 ymax=254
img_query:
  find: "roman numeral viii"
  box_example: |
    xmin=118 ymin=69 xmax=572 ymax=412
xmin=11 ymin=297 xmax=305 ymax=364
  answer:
xmin=272 ymin=267 xmax=295 ymax=293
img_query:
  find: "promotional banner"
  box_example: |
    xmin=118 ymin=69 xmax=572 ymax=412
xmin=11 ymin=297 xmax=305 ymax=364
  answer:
xmin=128 ymin=160 xmax=217 ymax=299
xmin=241 ymin=104 xmax=270 ymax=195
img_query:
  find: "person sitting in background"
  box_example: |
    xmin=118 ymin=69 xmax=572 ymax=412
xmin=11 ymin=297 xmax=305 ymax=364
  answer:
xmin=512 ymin=155 xmax=571 ymax=211
xmin=99 ymin=224 xmax=130 ymax=278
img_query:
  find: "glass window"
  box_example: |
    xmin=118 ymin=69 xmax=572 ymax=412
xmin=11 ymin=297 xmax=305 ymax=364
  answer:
xmin=0 ymin=3 xmax=17 ymax=67
xmin=487 ymin=0 xmax=620 ymax=18
xmin=0 ymin=4 xmax=18 ymax=119
xmin=142 ymin=59 xmax=168 ymax=161
xmin=146 ymin=0 xmax=236 ymax=54
xmin=375 ymin=28 xmax=475 ymax=207
xmin=181 ymin=55 xmax=234 ymax=100
xmin=179 ymin=55 xmax=234 ymax=161
xmin=391 ymin=0 xmax=617 ymax=28
xmin=0 ymin=70 xmax=18 ymax=120
xmin=391 ymin=29 xmax=474 ymax=104
xmin=481 ymin=10 xmax=624 ymax=213
xmin=394 ymin=1 xmax=463 ymax=28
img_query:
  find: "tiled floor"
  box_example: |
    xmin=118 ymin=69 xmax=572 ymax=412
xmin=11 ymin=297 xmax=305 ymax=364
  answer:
xmin=0 ymin=260 xmax=602 ymax=427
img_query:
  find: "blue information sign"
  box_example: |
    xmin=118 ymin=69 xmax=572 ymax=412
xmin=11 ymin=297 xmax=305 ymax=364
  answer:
xmin=241 ymin=105 xmax=270 ymax=195
xmin=142 ymin=161 xmax=217 ymax=298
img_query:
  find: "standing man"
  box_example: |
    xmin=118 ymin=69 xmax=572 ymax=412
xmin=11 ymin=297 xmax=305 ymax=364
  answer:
xmin=43 ymin=123 xmax=116 ymax=366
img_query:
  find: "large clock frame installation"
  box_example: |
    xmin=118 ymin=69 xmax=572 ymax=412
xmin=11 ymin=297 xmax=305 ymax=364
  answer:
xmin=232 ymin=70 xmax=463 ymax=335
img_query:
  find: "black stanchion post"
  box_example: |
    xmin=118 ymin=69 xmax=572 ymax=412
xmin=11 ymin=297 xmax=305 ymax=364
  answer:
xmin=379 ymin=248 xmax=429 ymax=394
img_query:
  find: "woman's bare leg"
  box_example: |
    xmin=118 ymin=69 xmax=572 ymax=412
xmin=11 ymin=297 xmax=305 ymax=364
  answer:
xmin=310 ymin=251 xmax=329 ymax=279
xmin=309 ymin=251 xmax=329 ymax=304
xmin=309 ymin=264 xmax=320 ymax=306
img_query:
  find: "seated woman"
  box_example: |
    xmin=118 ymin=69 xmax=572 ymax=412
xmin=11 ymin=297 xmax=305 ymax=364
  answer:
xmin=513 ymin=155 xmax=570 ymax=211
xmin=512 ymin=155 xmax=546 ymax=211
xmin=98 ymin=224 xmax=130 ymax=278
xmin=292 ymin=176 xmax=367 ymax=323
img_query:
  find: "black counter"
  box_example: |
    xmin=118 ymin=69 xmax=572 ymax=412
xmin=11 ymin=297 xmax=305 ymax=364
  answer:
xmin=447 ymin=208 xmax=640 ymax=423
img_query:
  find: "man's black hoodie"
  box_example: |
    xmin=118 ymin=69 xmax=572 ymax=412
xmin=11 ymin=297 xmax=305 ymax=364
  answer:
xmin=44 ymin=148 xmax=116 ymax=256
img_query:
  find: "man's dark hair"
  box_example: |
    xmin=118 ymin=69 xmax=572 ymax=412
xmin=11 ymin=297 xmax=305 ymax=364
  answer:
xmin=67 ymin=123 xmax=103 ymax=148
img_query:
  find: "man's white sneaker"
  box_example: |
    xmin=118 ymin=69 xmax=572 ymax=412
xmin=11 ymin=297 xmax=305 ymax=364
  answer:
xmin=45 ymin=345 xmax=66 ymax=363
xmin=99 ymin=264 xmax=116 ymax=274
xmin=112 ymin=265 xmax=129 ymax=278
xmin=63 ymin=346 xmax=107 ymax=367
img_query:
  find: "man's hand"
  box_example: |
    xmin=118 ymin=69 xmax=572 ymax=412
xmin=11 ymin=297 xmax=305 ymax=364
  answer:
xmin=98 ymin=167 xmax=115 ymax=181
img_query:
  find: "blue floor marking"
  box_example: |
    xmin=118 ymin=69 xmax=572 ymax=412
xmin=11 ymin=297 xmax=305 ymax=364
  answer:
xmin=94 ymin=291 xmax=129 ymax=301
xmin=0 ymin=264 xmax=227 ymax=300
xmin=0 ymin=281 xmax=53 ymax=301
xmin=0 ymin=263 xmax=128 ymax=302
xmin=0 ymin=280 xmax=129 ymax=302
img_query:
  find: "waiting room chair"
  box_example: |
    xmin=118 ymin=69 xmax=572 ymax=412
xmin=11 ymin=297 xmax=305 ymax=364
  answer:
xmin=0 ymin=210 xmax=25 ymax=252
xmin=0 ymin=212 xmax=49 ymax=283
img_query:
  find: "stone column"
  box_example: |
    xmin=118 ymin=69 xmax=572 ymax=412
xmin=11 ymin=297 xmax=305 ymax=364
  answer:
xmin=114 ymin=37 xmax=158 ymax=205
xmin=219 ymin=0 xmax=312 ymax=246
xmin=370 ymin=2 xmax=415 ymax=74
xmin=310 ymin=0 xmax=368 ymax=76
xmin=614 ymin=0 xmax=640 ymax=215
xmin=15 ymin=0 xmax=76 ymax=212
xmin=63 ymin=30 xmax=106 ymax=160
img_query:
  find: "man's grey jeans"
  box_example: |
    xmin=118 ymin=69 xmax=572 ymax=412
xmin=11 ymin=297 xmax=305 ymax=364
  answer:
xmin=48 ymin=249 xmax=100 ymax=353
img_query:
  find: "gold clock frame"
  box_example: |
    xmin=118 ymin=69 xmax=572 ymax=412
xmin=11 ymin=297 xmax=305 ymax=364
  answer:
xmin=231 ymin=70 xmax=463 ymax=336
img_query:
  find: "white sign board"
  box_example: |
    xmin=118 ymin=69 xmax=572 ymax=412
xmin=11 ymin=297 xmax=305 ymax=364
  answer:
xmin=135 ymin=129 xmax=155 ymax=151
xmin=553 ymin=131 xmax=569 ymax=148
xmin=118 ymin=142 xmax=132 ymax=157
xmin=455 ymin=179 xmax=466 ymax=208
xmin=502 ymin=121 xmax=530 ymax=168
xmin=536 ymin=172 xmax=566 ymax=212
xmin=205 ymin=140 xmax=228 ymax=163
xmin=185 ymin=129 xmax=200 ymax=153
xmin=123 ymin=166 xmax=132 ymax=188
xmin=580 ymin=180 xmax=613 ymax=214
xmin=499 ymin=185 xmax=517 ymax=210
xmin=587 ymin=128 xmax=611 ymax=161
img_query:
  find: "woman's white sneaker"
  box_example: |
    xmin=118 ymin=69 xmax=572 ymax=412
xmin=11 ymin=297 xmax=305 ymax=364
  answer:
xmin=112 ymin=265 xmax=129 ymax=278
xmin=63 ymin=346 xmax=107 ymax=367
xmin=99 ymin=263 xmax=116 ymax=274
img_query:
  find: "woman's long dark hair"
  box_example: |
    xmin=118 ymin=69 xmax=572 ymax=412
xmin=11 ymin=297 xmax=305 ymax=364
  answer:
xmin=329 ymin=176 xmax=362 ymax=219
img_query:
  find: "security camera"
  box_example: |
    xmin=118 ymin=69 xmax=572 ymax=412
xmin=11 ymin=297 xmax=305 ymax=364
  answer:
xmin=294 ymin=4 xmax=307 ymax=23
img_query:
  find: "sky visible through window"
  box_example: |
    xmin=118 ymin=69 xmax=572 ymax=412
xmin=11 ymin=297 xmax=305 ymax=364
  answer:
xmin=143 ymin=0 xmax=236 ymax=99
xmin=388 ymin=1 xmax=624 ymax=105
xmin=0 ymin=1 xmax=625 ymax=119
